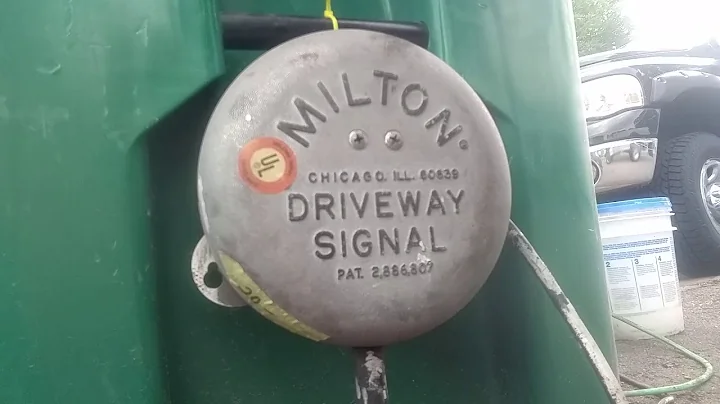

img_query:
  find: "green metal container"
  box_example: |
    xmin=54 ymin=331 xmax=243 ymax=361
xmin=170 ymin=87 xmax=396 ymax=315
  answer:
xmin=0 ymin=0 xmax=616 ymax=403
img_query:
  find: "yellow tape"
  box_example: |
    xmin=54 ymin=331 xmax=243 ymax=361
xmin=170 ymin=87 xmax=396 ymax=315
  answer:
xmin=218 ymin=252 xmax=329 ymax=342
xmin=324 ymin=0 xmax=339 ymax=30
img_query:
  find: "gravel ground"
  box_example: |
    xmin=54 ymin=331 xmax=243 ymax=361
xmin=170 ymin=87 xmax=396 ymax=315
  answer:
xmin=617 ymin=276 xmax=720 ymax=404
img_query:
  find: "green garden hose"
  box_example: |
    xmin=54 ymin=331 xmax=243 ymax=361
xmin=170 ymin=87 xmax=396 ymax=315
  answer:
xmin=613 ymin=315 xmax=714 ymax=398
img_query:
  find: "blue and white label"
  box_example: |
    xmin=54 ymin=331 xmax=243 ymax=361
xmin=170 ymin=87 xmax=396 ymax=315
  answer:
xmin=602 ymin=231 xmax=680 ymax=315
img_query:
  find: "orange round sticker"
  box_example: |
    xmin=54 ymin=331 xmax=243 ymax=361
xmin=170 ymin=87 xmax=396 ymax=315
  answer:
xmin=238 ymin=137 xmax=297 ymax=194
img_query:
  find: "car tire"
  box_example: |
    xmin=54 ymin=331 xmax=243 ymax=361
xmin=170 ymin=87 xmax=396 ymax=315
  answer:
xmin=654 ymin=132 xmax=720 ymax=276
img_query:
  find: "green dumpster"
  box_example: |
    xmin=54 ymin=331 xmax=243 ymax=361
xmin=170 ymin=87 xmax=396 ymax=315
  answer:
xmin=0 ymin=0 xmax=616 ymax=403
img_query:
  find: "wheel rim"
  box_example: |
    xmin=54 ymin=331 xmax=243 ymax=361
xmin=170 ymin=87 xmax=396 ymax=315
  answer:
xmin=701 ymin=158 xmax=720 ymax=233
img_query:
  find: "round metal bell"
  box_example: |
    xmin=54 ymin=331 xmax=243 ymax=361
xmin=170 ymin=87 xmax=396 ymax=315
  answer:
xmin=197 ymin=29 xmax=511 ymax=347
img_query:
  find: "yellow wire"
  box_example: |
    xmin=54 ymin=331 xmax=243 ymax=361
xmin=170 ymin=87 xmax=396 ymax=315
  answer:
xmin=324 ymin=0 xmax=339 ymax=30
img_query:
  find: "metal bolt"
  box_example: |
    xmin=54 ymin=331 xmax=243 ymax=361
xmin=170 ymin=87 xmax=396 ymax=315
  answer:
xmin=384 ymin=130 xmax=403 ymax=151
xmin=349 ymin=129 xmax=367 ymax=150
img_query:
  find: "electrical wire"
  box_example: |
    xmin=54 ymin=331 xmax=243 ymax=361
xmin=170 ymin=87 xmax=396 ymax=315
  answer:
xmin=507 ymin=221 xmax=629 ymax=404
xmin=508 ymin=220 xmax=715 ymax=404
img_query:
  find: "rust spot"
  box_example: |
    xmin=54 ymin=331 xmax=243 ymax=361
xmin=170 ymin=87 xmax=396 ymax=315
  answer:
xmin=553 ymin=291 xmax=570 ymax=309
xmin=291 ymin=52 xmax=319 ymax=64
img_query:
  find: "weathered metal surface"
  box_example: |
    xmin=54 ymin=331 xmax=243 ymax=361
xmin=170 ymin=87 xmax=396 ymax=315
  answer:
xmin=508 ymin=222 xmax=629 ymax=404
xmin=354 ymin=348 xmax=389 ymax=404
xmin=191 ymin=236 xmax=248 ymax=308
xmin=197 ymin=29 xmax=511 ymax=347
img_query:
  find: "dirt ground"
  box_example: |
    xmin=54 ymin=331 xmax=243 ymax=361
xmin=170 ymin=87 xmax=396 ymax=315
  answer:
xmin=617 ymin=276 xmax=720 ymax=403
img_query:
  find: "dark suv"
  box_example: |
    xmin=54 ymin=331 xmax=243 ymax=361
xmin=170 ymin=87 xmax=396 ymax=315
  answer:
xmin=581 ymin=38 xmax=720 ymax=276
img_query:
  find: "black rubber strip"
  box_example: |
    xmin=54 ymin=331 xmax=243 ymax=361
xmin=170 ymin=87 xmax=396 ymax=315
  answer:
xmin=221 ymin=13 xmax=430 ymax=50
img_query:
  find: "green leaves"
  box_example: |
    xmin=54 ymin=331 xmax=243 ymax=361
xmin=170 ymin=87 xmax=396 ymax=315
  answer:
xmin=573 ymin=0 xmax=632 ymax=56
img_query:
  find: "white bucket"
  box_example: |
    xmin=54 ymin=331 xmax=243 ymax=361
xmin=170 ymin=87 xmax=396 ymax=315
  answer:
xmin=597 ymin=197 xmax=684 ymax=340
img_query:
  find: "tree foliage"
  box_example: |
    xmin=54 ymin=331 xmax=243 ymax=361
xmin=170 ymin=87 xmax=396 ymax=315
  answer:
xmin=573 ymin=0 xmax=632 ymax=56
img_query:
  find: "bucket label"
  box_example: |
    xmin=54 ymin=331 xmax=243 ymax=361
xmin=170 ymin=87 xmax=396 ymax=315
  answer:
xmin=602 ymin=232 xmax=680 ymax=314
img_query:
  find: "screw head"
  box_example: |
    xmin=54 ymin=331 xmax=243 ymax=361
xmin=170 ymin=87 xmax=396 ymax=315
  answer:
xmin=349 ymin=129 xmax=367 ymax=150
xmin=384 ymin=130 xmax=403 ymax=151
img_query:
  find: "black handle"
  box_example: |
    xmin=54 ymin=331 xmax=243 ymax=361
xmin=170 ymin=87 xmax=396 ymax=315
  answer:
xmin=221 ymin=13 xmax=429 ymax=51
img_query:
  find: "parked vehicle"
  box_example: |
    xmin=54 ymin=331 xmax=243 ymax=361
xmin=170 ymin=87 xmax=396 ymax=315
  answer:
xmin=581 ymin=37 xmax=720 ymax=276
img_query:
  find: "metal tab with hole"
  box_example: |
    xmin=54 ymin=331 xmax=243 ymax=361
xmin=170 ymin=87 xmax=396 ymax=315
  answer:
xmin=190 ymin=236 xmax=248 ymax=308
